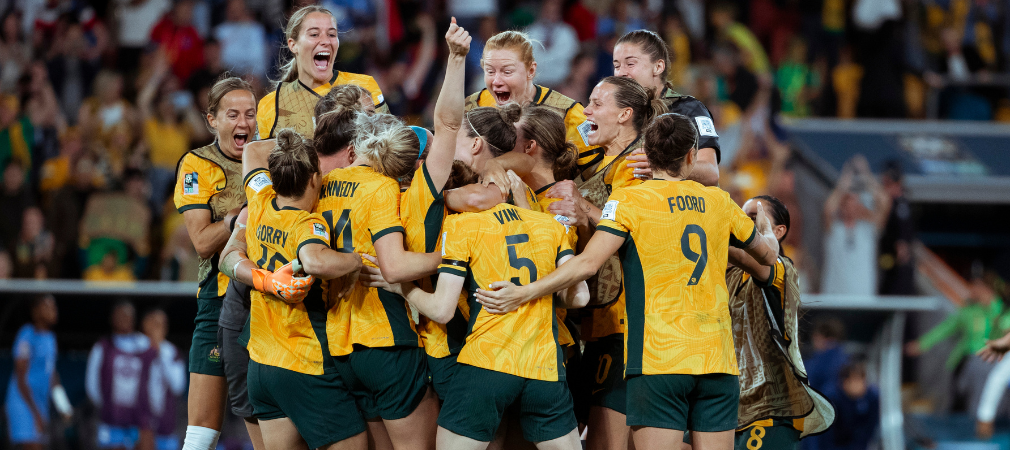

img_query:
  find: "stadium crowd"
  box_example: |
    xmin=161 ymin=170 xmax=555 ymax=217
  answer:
xmin=0 ymin=0 xmax=1007 ymax=284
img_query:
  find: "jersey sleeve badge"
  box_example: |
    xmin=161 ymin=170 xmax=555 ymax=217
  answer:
xmin=313 ymin=223 xmax=330 ymax=240
xmin=248 ymin=172 xmax=273 ymax=193
xmin=694 ymin=116 xmax=718 ymax=137
xmin=577 ymin=120 xmax=593 ymax=146
xmin=601 ymin=200 xmax=619 ymax=221
xmin=183 ymin=172 xmax=199 ymax=195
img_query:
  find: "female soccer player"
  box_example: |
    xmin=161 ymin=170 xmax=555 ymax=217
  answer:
xmin=612 ymin=30 xmax=721 ymax=186
xmin=726 ymin=196 xmax=834 ymax=450
xmin=391 ymin=184 xmax=589 ymax=450
xmin=256 ymin=5 xmax=387 ymax=140
xmin=465 ymin=30 xmax=600 ymax=178
xmin=541 ymin=76 xmax=665 ymax=450
xmin=225 ymin=129 xmax=366 ymax=450
xmin=476 ymin=113 xmax=780 ymax=450
xmin=322 ymin=112 xmax=443 ymax=450
xmin=173 ymin=77 xmax=255 ymax=450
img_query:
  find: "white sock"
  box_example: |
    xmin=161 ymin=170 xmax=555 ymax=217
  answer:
xmin=182 ymin=425 xmax=221 ymax=450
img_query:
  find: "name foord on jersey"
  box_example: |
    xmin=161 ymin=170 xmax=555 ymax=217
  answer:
xmin=320 ymin=180 xmax=361 ymax=199
xmin=668 ymin=195 xmax=706 ymax=213
xmin=257 ymin=225 xmax=289 ymax=246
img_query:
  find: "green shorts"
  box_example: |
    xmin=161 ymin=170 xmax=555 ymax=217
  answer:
xmin=333 ymin=346 xmax=429 ymax=420
xmin=438 ymin=364 xmax=577 ymax=443
xmin=247 ymin=360 xmax=365 ymax=448
xmin=627 ymin=373 xmax=739 ymax=432
xmin=735 ymin=419 xmax=800 ymax=450
xmin=427 ymin=353 xmax=459 ymax=402
xmin=189 ymin=298 xmax=224 ymax=376
xmin=577 ymin=334 xmax=626 ymax=416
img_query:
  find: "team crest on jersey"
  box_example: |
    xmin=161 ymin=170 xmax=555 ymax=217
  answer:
xmin=601 ymin=200 xmax=619 ymax=221
xmin=313 ymin=223 xmax=330 ymax=239
xmin=576 ymin=120 xmax=593 ymax=146
xmin=208 ymin=346 xmax=221 ymax=362
xmin=694 ymin=116 xmax=718 ymax=137
xmin=183 ymin=172 xmax=199 ymax=195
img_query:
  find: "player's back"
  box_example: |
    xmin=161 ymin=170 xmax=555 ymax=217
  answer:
xmin=439 ymin=204 xmax=573 ymax=382
xmin=244 ymin=170 xmax=332 ymax=375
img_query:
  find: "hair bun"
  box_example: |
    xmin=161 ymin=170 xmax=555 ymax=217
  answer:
xmin=499 ymin=103 xmax=523 ymax=125
xmin=275 ymin=128 xmax=303 ymax=152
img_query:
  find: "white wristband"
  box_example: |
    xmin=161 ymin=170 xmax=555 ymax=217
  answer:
xmin=52 ymin=385 xmax=72 ymax=416
xmin=232 ymin=261 xmax=244 ymax=280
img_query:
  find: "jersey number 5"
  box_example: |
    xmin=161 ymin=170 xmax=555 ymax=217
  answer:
xmin=506 ymin=234 xmax=538 ymax=285
xmin=322 ymin=209 xmax=354 ymax=253
xmin=681 ymin=224 xmax=708 ymax=286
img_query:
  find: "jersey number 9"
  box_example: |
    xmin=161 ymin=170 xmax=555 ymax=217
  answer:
xmin=681 ymin=225 xmax=708 ymax=286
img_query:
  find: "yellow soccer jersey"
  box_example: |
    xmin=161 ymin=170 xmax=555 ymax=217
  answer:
xmin=243 ymin=169 xmax=333 ymax=375
xmin=256 ymin=71 xmax=388 ymax=139
xmin=320 ymin=166 xmax=419 ymax=356
xmin=399 ymin=163 xmax=468 ymax=358
xmin=466 ymin=85 xmax=601 ymax=175
xmin=438 ymin=204 xmax=574 ymax=381
xmin=174 ymin=144 xmax=245 ymax=299
xmin=580 ymin=149 xmax=642 ymax=341
xmin=596 ymin=179 xmax=756 ymax=376
xmin=534 ymin=184 xmax=579 ymax=348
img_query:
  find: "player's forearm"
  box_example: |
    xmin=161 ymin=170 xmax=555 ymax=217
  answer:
xmin=219 ymin=227 xmax=252 ymax=283
xmin=728 ymin=246 xmax=772 ymax=282
xmin=434 ymin=54 xmax=466 ymax=132
xmin=301 ymin=247 xmax=361 ymax=280
xmin=517 ymin=254 xmax=598 ymax=303
xmin=557 ymin=281 xmax=590 ymax=309
xmin=492 ymin=151 xmax=535 ymax=177
xmin=445 ymin=184 xmax=504 ymax=212
xmin=746 ymin=230 xmax=780 ymax=266
xmin=401 ymin=283 xmax=456 ymax=324
xmin=380 ymin=250 xmax=440 ymax=284
xmin=190 ymin=220 xmax=232 ymax=259
xmin=686 ymin=149 xmax=720 ymax=187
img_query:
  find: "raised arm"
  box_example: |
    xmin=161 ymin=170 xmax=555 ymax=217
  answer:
xmin=823 ymin=161 xmax=854 ymax=226
xmin=428 ymin=17 xmax=471 ymax=191
xmin=728 ymin=246 xmax=772 ymax=282
xmin=242 ymin=139 xmax=275 ymax=180
xmin=742 ymin=201 xmax=780 ymax=266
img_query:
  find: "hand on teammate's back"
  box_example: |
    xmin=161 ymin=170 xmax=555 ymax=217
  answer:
xmin=626 ymin=148 xmax=653 ymax=179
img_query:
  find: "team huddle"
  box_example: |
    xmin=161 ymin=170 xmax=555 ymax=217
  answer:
xmin=171 ymin=5 xmax=835 ymax=450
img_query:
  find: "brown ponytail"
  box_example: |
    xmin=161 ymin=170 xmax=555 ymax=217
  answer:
xmin=313 ymin=104 xmax=358 ymax=156
xmin=516 ymin=106 xmax=578 ymax=181
xmin=464 ymin=103 xmax=522 ymax=157
xmin=269 ymin=129 xmax=320 ymax=198
xmin=600 ymin=76 xmax=668 ymax=133
xmin=642 ymin=113 xmax=698 ymax=177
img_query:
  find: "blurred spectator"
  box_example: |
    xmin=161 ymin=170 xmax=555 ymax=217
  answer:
xmin=527 ymin=0 xmax=579 ymax=87
xmin=213 ymin=0 xmax=267 ymax=79
xmin=20 ymin=62 xmax=67 ymax=156
xmin=562 ymin=0 xmax=596 ymax=42
xmin=662 ymin=14 xmax=690 ymax=89
xmin=142 ymin=309 xmax=187 ymax=450
xmin=5 ymin=295 xmax=69 ymax=449
xmin=186 ymin=39 xmax=226 ymax=113
xmin=84 ymin=248 xmax=136 ymax=281
xmin=713 ymin=44 xmax=760 ymax=116
xmin=597 ymin=0 xmax=645 ymax=39
xmin=115 ymin=0 xmax=172 ymax=72
xmin=77 ymin=70 xmax=134 ymax=145
xmin=820 ymin=361 xmax=880 ymax=450
xmin=831 ymin=46 xmax=863 ymax=118
xmin=0 ymin=249 xmax=12 ymax=278
xmin=821 ymin=155 xmax=890 ymax=296
xmin=711 ymin=2 xmax=771 ymax=77
xmin=85 ymin=302 xmax=157 ymax=450
xmin=926 ymin=27 xmax=998 ymax=120
xmin=907 ymin=272 xmax=1004 ymax=413
xmin=776 ymin=38 xmax=818 ymax=117
xmin=0 ymin=94 xmax=34 ymax=180
xmin=806 ymin=317 xmax=850 ymax=394
xmin=557 ymin=48 xmax=596 ymax=104
xmin=13 ymin=206 xmax=53 ymax=278
xmin=38 ymin=127 xmax=82 ymax=194
xmin=878 ymin=160 xmax=916 ymax=296
xmin=447 ymin=0 xmax=497 ymax=33
xmin=159 ymin=209 xmax=198 ymax=281
xmin=0 ymin=10 xmax=31 ymax=92
xmin=45 ymin=15 xmax=102 ymax=124
xmin=854 ymin=20 xmax=906 ymax=118
xmin=138 ymin=55 xmax=209 ymax=216
xmin=78 ymin=169 xmax=151 ymax=279
xmin=44 ymin=154 xmax=96 ymax=278
xmin=0 ymin=160 xmax=34 ymax=254
xmin=374 ymin=13 xmax=438 ymax=118
xmin=150 ymin=0 xmax=205 ymax=83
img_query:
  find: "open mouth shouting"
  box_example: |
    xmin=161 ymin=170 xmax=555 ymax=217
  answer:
xmin=313 ymin=51 xmax=331 ymax=71
xmin=233 ymin=132 xmax=249 ymax=149
xmin=587 ymin=120 xmax=599 ymax=136
xmin=493 ymin=89 xmax=511 ymax=104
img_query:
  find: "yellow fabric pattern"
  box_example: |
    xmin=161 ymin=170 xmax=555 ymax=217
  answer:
xmin=243 ymin=169 xmax=332 ymax=375
xmin=400 ymin=163 xmax=454 ymax=358
xmin=144 ymin=118 xmax=190 ymax=170
xmin=256 ymin=72 xmax=388 ymax=139
xmin=535 ymin=188 xmax=579 ymax=347
xmin=596 ymin=179 xmax=756 ymax=376
xmin=320 ymin=166 xmax=417 ymax=356
xmin=438 ymin=204 xmax=573 ymax=381
xmin=466 ymin=85 xmax=601 ymax=174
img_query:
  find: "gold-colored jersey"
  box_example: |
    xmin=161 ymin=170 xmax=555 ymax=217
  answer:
xmin=173 ymin=143 xmax=246 ymax=299
xmin=465 ymin=85 xmax=601 ymax=176
xmin=256 ymin=71 xmax=388 ymax=139
xmin=596 ymin=179 xmax=756 ymax=376
xmin=578 ymin=144 xmax=643 ymax=341
xmin=243 ymin=169 xmax=333 ymax=375
xmin=399 ymin=163 xmax=470 ymax=359
xmin=534 ymin=183 xmax=579 ymax=348
xmin=319 ymin=166 xmax=419 ymax=356
xmin=438 ymin=204 xmax=574 ymax=381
